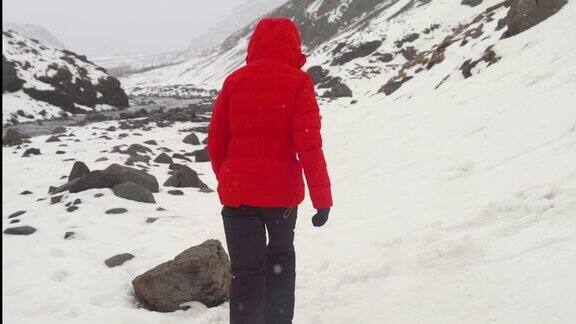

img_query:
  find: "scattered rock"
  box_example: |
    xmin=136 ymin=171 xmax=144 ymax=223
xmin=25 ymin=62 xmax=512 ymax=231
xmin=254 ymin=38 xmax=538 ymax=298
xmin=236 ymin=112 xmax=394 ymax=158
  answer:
xmin=95 ymin=157 xmax=109 ymax=162
xmin=68 ymin=170 xmax=116 ymax=193
xmin=183 ymin=133 xmax=200 ymax=145
xmin=67 ymin=206 xmax=79 ymax=212
xmin=10 ymin=219 xmax=20 ymax=224
xmin=461 ymin=0 xmax=483 ymax=7
xmin=69 ymin=161 xmax=91 ymax=182
xmin=52 ymin=126 xmax=67 ymax=134
xmin=95 ymin=193 xmax=104 ymax=197
xmin=146 ymin=217 xmax=158 ymax=223
xmin=112 ymin=182 xmax=156 ymax=203
xmin=168 ymin=190 xmax=184 ymax=196
xmin=322 ymin=81 xmax=353 ymax=98
xmin=144 ymin=140 xmax=158 ymax=145
xmin=3 ymin=55 xmax=24 ymax=92
xmin=51 ymin=195 xmax=64 ymax=204
xmin=45 ymin=135 xmax=61 ymax=143
xmin=20 ymin=190 xmax=33 ymax=195
xmin=4 ymin=226 xmax=37 ymax=235
xmin=126 ymin=154 xmax=151 ymax=166
xmin=105 ymin=208 xmax=128 ymax=214
xmin=56 ymin=150 xmax=66 ymax=155
xmin=105 ymin=253 xmax=135 ymax=268
xmin=64 ymin=231 xmax=75 ymax=239
xmin=172 ymin=153 xmax=192 ymax=162
xmin=132 ymin=240 xmax=231 ymax=312
xmin=22 ymin=148 xmax=41 ymax=157
xmin=8 ymin=211 xmax=26 ymax=218
xmin=164 ymin=169 xmax=207 ymax=189
xmin=193 ymin=147 xmax=210 ymax=162
xmin=332 ymin=40 xmax=382 ymax=65
xmin=154 ymin=153 xmax=173 ymax=164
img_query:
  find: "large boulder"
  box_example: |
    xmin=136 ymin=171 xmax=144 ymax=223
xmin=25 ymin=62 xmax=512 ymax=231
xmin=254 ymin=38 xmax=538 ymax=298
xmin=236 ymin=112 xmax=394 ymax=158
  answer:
xmin=104 ymin=163 xmax=159 ymax=193
xmin=112 ymin=182 xmax=156 ymax=203
xmin=164 ymin=169 xmax=208 ymax=189
xmin=69 ymin=170 xmax=116 ymax=193
xmin=322 ymin=81 xmax=353 ymax=98
xmin=132 ymin=240 xmax=231 ymax=312
xmin=193 ymin=147 xmax=210 ymax=162
xmin=506 ymin=0 xmax=567 ymax=36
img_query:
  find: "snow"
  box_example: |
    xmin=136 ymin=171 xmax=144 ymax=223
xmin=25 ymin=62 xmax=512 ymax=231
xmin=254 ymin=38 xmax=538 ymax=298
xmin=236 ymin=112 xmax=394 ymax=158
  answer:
xmin=3 ymin=1 xmax=576 ymax=324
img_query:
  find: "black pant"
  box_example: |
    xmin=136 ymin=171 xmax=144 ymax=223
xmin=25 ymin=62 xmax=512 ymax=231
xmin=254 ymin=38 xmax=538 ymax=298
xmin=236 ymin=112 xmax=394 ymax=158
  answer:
xmin=222 ymin=205 xmax=297 ymax=324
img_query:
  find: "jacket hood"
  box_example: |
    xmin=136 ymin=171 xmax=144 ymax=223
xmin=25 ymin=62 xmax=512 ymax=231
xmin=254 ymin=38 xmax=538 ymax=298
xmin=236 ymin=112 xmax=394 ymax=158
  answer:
xmin=246 ymin=18 xmax=306 ymax=68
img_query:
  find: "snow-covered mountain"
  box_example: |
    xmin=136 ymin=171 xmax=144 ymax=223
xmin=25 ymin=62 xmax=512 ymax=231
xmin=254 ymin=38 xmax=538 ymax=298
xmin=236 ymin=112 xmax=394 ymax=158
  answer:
xmin=121 ymin=0 xmax=569 ymax=102
xmin=2 ymin=22 xmax=66 ymax=49
xmin=187 ymin=0 xmax=287 ymax=51
xmin=2 ymin=30 xmax=129 ymax=125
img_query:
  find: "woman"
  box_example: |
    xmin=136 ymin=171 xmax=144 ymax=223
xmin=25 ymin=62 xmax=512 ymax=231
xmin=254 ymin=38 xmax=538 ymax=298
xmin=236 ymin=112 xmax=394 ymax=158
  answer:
xmin=208 ymin=18 xmax=332 ymax=324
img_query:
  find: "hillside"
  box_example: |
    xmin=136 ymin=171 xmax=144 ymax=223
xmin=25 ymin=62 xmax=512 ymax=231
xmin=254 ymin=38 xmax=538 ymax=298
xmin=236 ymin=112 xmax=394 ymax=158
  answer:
xmin=2 ymin=22 xmax=67 ymax=49
xmin=2 ymin=30 xmax=129 ymax=125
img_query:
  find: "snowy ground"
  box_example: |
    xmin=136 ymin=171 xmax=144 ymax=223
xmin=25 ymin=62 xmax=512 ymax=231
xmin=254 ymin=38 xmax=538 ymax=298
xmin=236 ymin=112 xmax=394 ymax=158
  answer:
xmin=3 ymin=3 xmax=576 ymax=324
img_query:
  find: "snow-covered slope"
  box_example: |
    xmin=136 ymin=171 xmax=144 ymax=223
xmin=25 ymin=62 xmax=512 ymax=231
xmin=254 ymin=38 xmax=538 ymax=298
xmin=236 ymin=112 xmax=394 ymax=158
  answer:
xmin=2 ymin=30 xmax=129 ymax=125
xmin=2 ymin=22 xmax=66 ymax=49
xmin=3 ymin=1 xmax=576 ymax=323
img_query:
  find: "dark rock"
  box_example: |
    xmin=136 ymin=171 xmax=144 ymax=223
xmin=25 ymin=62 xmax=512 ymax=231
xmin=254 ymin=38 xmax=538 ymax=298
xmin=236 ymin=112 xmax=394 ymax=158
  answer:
xmin=132 ymin=240 xmax=231 ymax=312
xmin=322 ymin=81 xmax=353 ymax=98
xmin=8 ymin=211 xmax=26 ymax=218
xmin=154 ymin=153 xmax=173 ymax=164
xmin=73 ymin=198 xmax=82 ymax=205
xmin=4 ymin=226 xmax=37 ymax=235
xmin=68 ymin=170 xmax=116 ymax=193
xmin=3 ymin=55 xmax=24 ymax=92
xmin=164 ymin=169 xmax=207 ymax=189
xmin=126 ymin=154 xmax=151 ymax=166
xmin=199 ymin=187 xmax=214 ymax=193
xmin=10 ymin=219 xmax=20 ymax=224
xmin=69 ymin=161 xmax=91 ymax=182
xmin=22 ymin=148 xmax=41 ymax=157
xmin=51 ymin=195 xmax=64 ymax=204
xmin=112 ymin=182 xmax=156 ymax=203
xmin=124 ymin=143 xmax=152 ymax=156
xmin=67 ymin=206 xmax=79 ymax=212
xmin=144 ymin=140 xmax=158 ymax=145
xmin=64 ymin=231 xmax=75 ymax=239
xmin=146 ymin=217 xmax=159 ymax=223
xmin=506 ymin=0 xmax=567 ymax=36
xmin=183 ymin=133 xmax=200 ymax=145
xmin=20 ymin=190 xmax=33 ymax=195
xmin=56 ymin=150 xmax=66 ymax=155
xmin=95 ymin=193 xmax=104 ymax=197
xmin=105 ymin=208 xmax=128 ymax=214
xmin=2 ymin=129 xmax=30 ymax=146
xmin=172 ymin=153 xmax=192 ymax=162
xmin=461 ymin=0 xmax=483 ymax=7
xmin=52 ymin=126 xmax=67 ymax=134
xmin=45 ymin=135 xmax=61 ymax=143
xmin=379 ymin=76 xmax=413 ymax=96
xmin=95 ymin=157 xmax=109 ymax=162
xmin=193 ymin=147 xmax=210 ymax=162
xmin=168 ymin=190 xmax=184 ymax=196
xmin=401 ymin=46 xmax=418 ymax=61
xmin=105 ymin=253 xmax=135 ymax=268
xmin=202 ymin=137 xmax=209 ymax=145
xmin=332 ymin=40 xmax=382 ymax=65
xmin=104 ymin=163 xmax=159 ymax=193
xmin=307 ymin=65 xmax=331 ymax=85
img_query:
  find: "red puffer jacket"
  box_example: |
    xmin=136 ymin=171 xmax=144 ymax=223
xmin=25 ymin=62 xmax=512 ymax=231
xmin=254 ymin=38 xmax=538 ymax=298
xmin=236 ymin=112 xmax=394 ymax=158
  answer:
xmin=208 ymin=18 xmax=333 ymax=209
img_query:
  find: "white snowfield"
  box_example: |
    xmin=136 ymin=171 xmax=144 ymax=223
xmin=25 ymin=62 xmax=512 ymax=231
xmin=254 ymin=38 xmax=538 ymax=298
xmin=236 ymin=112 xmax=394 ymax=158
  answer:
xmin=3 ymin=2 xmax=576 ymax=324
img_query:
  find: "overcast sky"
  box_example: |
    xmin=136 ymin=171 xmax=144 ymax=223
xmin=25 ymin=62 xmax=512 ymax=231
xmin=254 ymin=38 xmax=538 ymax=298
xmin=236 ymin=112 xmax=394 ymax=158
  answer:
xmin=2 ymin=0 xmax=247 ymax=56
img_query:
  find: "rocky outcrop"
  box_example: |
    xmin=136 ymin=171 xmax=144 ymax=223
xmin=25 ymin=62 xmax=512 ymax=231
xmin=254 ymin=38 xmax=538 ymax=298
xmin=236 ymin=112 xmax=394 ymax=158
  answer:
xmin=2 ymin=129 xmax=30 ymax=146
xmin=3 ymin=30 xmax=129 ymax=123
xmin=505 ymin=0 xmax=567 ymax=36
xmin=2 ymin=54 xmax=24 ymax=93
xmin=132 ymin=240 xmax=231 ymax=312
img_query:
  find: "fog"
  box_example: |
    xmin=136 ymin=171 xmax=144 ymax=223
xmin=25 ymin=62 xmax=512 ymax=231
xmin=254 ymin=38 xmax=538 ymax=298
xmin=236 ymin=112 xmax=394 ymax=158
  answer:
xmin=2 ymin=0 xmax=251 ymax=56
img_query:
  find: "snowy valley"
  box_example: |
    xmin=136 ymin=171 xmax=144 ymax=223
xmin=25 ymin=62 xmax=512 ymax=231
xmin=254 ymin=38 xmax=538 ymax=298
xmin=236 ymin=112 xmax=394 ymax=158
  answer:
xmin=3 ymin=0 xmax=576 ymax=323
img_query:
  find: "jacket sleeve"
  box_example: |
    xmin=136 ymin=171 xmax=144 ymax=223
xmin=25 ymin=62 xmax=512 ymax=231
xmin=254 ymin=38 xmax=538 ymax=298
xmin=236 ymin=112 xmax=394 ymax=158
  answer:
xmin=208 ymin=77 xmax=231 ymax=181
xmin=292 ymin=75 xmax=333 ymax=209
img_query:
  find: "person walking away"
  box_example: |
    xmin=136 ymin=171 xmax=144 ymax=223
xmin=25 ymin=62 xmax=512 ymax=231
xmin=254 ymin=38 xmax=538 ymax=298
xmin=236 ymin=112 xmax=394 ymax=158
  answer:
xmin=208 ymin=17 xmax=333 ymax=324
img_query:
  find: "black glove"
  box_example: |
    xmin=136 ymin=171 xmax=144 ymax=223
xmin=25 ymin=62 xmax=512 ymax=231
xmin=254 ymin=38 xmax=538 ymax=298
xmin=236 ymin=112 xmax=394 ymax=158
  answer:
xmin=312 ymin=208 xmax=330 ymax=227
